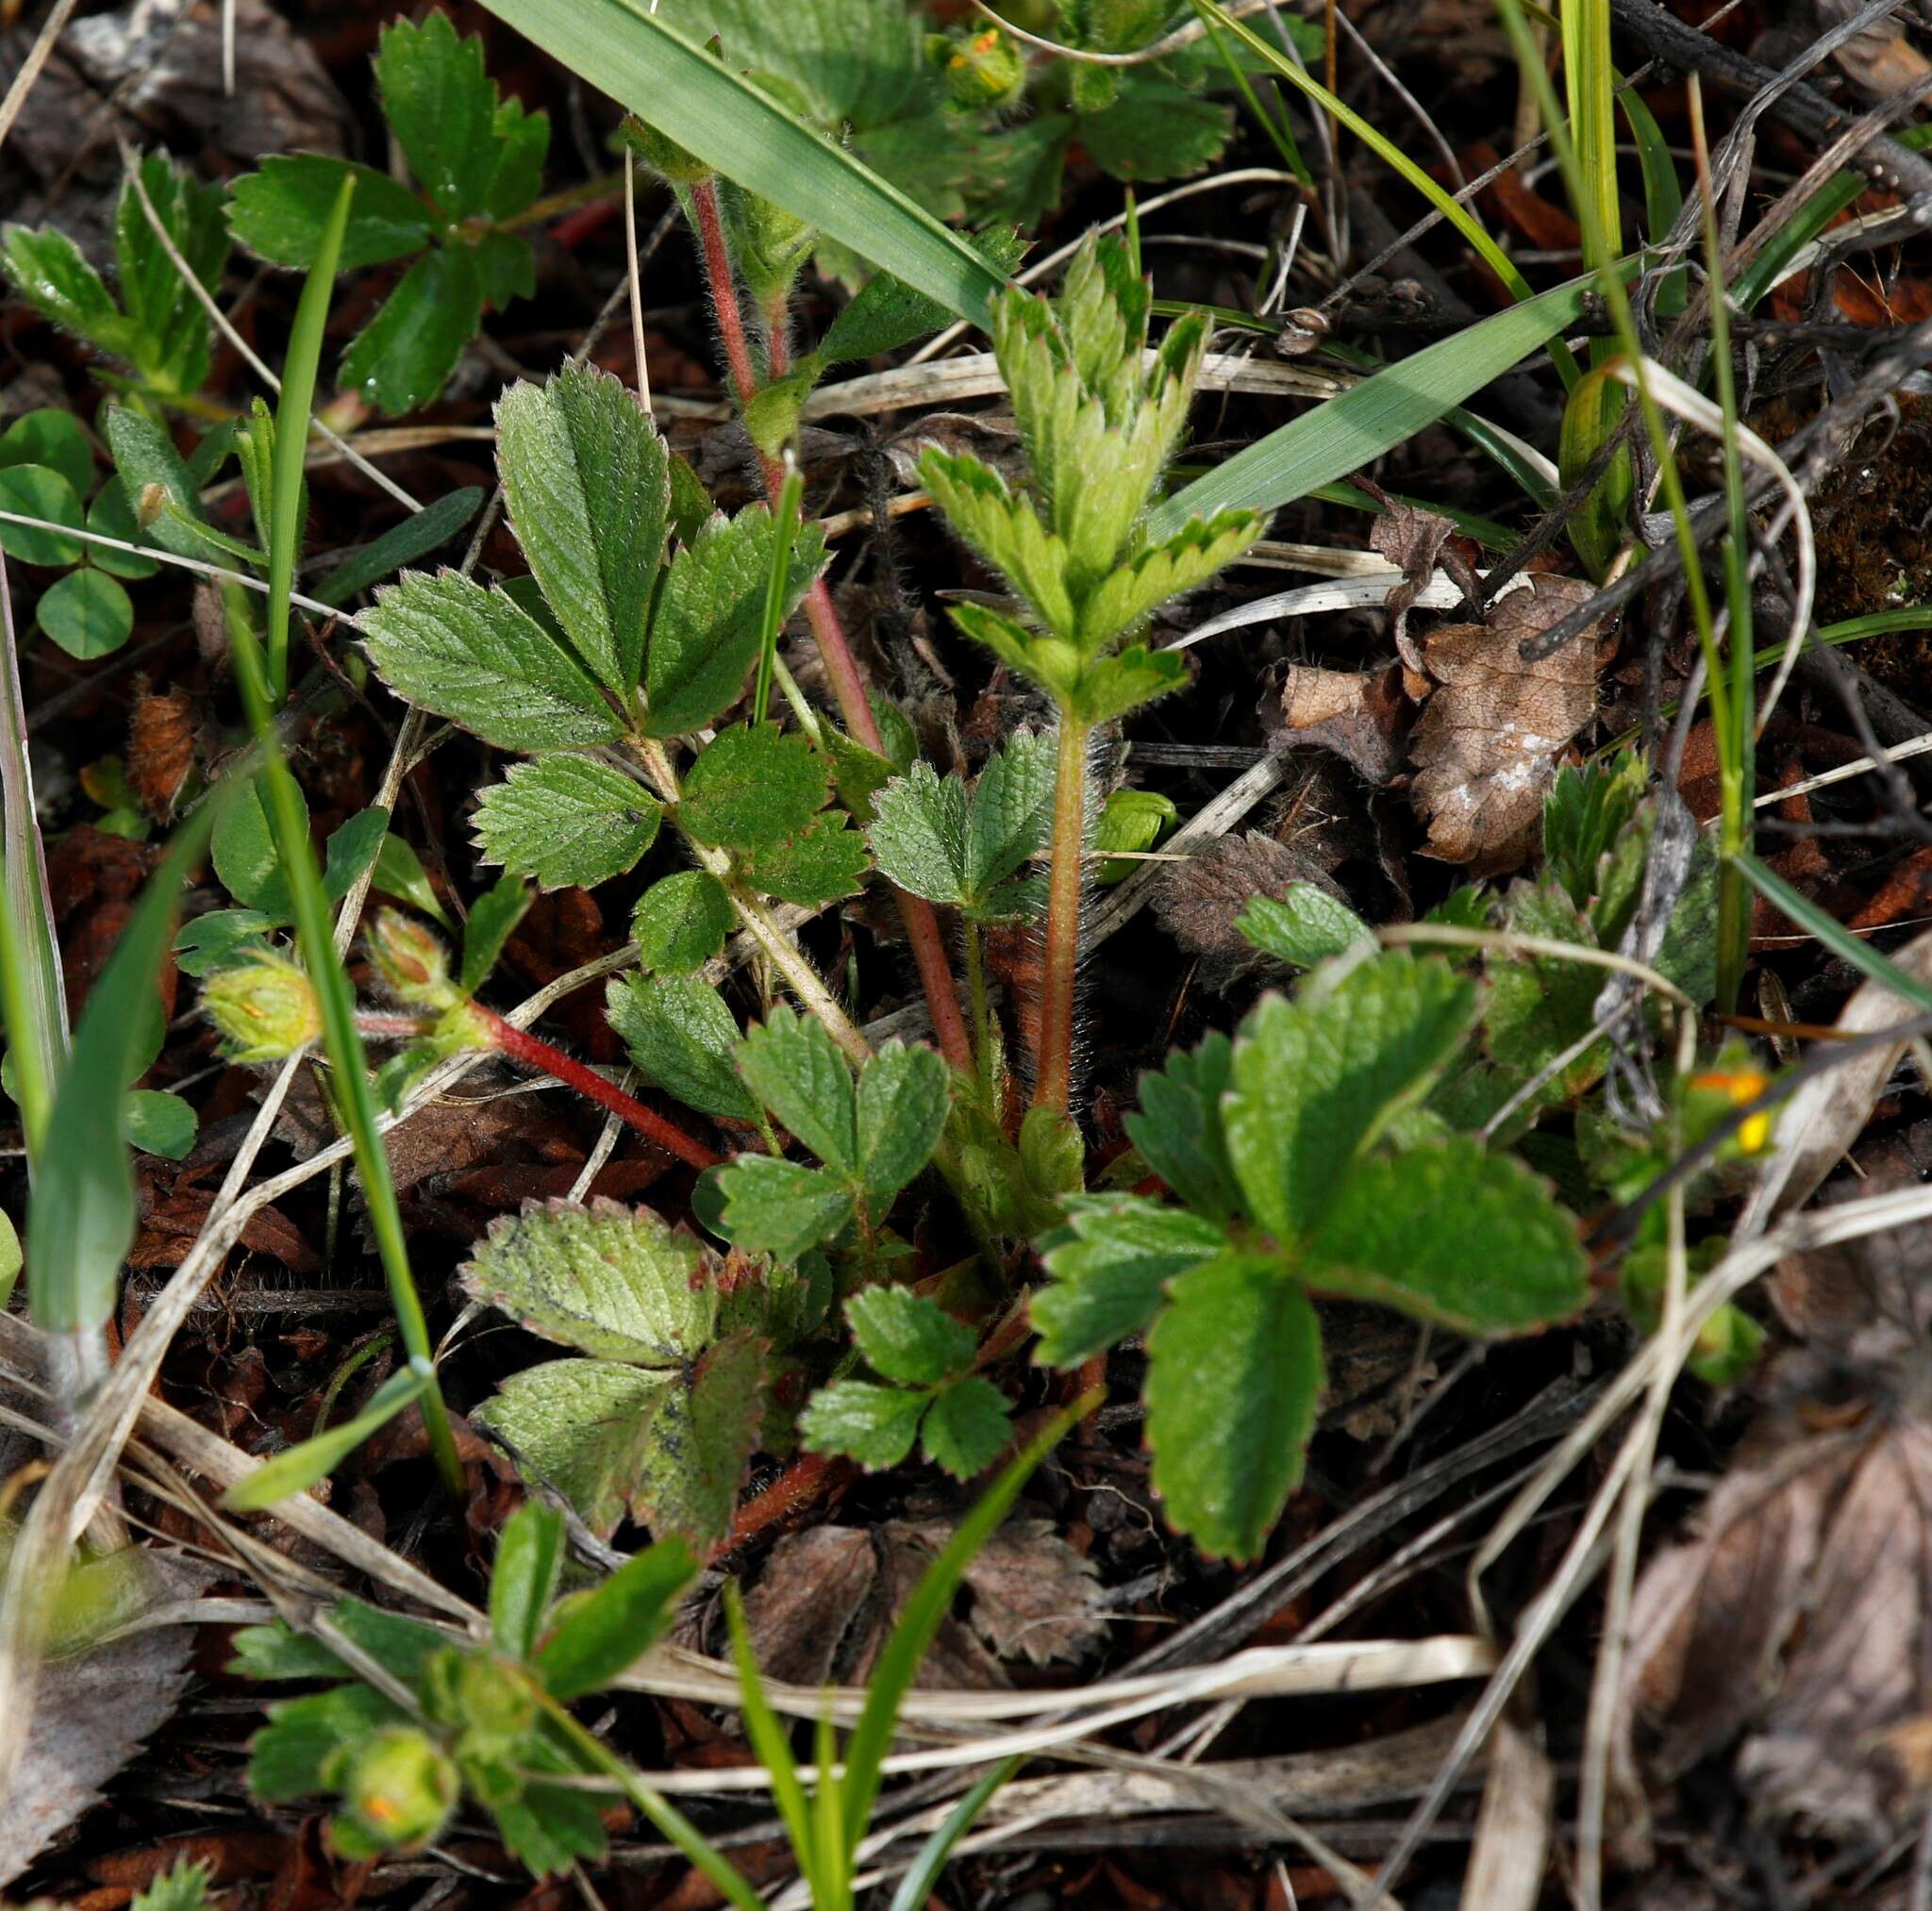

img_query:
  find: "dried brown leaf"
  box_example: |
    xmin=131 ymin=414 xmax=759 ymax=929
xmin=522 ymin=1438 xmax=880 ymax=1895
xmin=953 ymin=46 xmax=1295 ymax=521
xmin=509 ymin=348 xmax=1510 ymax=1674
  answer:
xmin=126 ymin=683 xmax=198 ymax=823
xmin=1408 ymin=573 xmax=1602 ymax=872
xmin=893 ymin=1517 xmax=1106 ymax=1667
xmin=739 ymin=1525 xmax=879 ymax=1687
xmin=1151 ymin=831 xmax=1345 ymax=962
xmin=1367 ymin=489 xmax=1457 ymax=675
xmin=1275 ymin=662 xmax=1408 ymax=786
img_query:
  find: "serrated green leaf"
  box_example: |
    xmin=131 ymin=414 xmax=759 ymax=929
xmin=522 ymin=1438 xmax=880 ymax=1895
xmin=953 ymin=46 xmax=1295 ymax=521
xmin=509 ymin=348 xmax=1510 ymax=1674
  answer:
xmin=375 ymin=10 xmax=504 ymax=220
xmin=0 ymin=407 xmax=93 ymax=497
xmin=460 ymin=1197 xmax=717 ymax=1363
xmin=533 ymin=1534 xmax=699 ymax=1698
xmin=921 ymin=1375 xmax=1011 ymax=1479
xmin=0 ymin=464 xmax=83 ymax=567
xmin=115 ymin=153 xmax=229 ymax=396
xmin=37 ymin=567 xmax=131 ymax=657
xmin=491 ymin=1501 xmax=567 ymax=1658
xmin=1301 ymin=1136 xmax=1587 ymax=1332
xmin=1224 ymin=952 xmax=1480 ymax=1245
xmin=922 ymin=448 xmax=1074 ymax=634
xmin=868 ymin=760 xmax=971 ymax=904
xmin=472 ymin=227 xmax=537 ymax=307
xmin=486 ymin=96 xmax=551 ymax=220
xmin=129 ymin=1860 xmax=213 ymax=1911
xmin=847 ymin=1285 xmax=974 ymax=1385
xmin=314 ymin=485 xmax=485 ymax=607
xmin=1070 ymin=643 xmax=1189 ymax=723
xmin=643 ymin=507 xmax=825 ymax=736
xmin=1122 ymin=1033 xmax=1242 ymax=1222
xmin=966 ymin=726 xmax=1053 ymax=901
xmin=798 ymin=1378 xmax=927 ymax=1470
xmin=736 ymin=808 xmax=871 ymax=906
xmin=341 ymin=246 xmax=484 ymax=416
xmin=1235 ymin=885 xmax=1374 ymax=970
xmin=855 ymin=1037 xmax=950 ymax=1203
xmin=461 ymin=872 xmax=533 ymax=991
xmin=474 ymin=755 xmax=661 ymax=889
xmin=496 ymin=366 xmax=670 ymax=695
xmin=717 ymin=1155 xmax=855 ymax=1260
xmin=631 ymin=1329 xmax=765 ymax=1544
xmin=473 ymin=1356 xmax=675 ymax=1537
xmin=1033 ymin=1195 xmax=1228 ymax=1365
xmin=1543 ymin=750 xmax=1648 ymax=916
xmin=1145 ymin=1256 xmax=1322 ymax=1560
xmin=227 ymin=155 xmax=438 ymax=271
xmin=606 ymin=972 xmax=757 ymax=1122
xmin=1080 ymin=76 xmax=1232 ymax=182
xmin=735 ymin=1004 xmax=855 ymax=1171
xmin=1484 ymin=878 xmax=1603 ymax=1106
xmin=1 ymin=223 xmax=136 ymax=361
xmin=630 ymin=869 xmax=733 ymax=974
xmin=678 ymin=723 xmax=828 ymax=850
xmin=1079 ymin=510 xmax=1261 ymax=644
xmin=362 ymin=568 xmax=621 ymax=750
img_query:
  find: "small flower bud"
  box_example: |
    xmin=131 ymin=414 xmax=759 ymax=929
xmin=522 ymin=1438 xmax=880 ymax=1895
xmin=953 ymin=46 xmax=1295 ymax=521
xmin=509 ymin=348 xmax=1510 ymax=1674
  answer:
xmin=368 ymin=908 xmax=459 ymax=1012
xmin=203 ymin=953 xmax=321 ymax=1062
xmin=936 ymin=26 xmax=1025 ymax=111
xmin=324 ymin=1727 xmax=458 ymax=1859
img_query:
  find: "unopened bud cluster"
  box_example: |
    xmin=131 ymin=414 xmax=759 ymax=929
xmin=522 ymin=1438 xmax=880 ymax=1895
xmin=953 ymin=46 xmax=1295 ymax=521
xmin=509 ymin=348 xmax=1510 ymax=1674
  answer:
xmin=203 ymin=953 xmax=322 ymax=1062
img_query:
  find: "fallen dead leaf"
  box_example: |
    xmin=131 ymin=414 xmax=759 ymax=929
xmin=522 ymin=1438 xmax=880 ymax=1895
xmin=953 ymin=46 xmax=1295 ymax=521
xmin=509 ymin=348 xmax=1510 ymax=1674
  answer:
xmin=126 ymin=682 xmax=199 ymax=824
xmin=1274 ymin=662 xmax=1409 ymax=787
xmin=1409 ymin=573 xmax=1602 ymax=872
xmin=1151 ymin=831 xmax=1348 ymax=964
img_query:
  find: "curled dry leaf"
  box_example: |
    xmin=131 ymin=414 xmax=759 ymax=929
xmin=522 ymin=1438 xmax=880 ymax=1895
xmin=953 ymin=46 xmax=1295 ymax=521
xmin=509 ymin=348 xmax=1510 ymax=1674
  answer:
xmin=1363 ymin=484 xmax=1467 ymax=677
xmin=1409 ymin=573 xmax=1602 ymax=872
xmin=1274 ymin=662 xmax=1409 ymax=787
xmin=126 ymin=683 xmax=199 ymax=823
xmin=1152 ymin=829 xmax=1347 ymax=964
xmin=1623 ymin=1205 xmax=1932 ymax=1839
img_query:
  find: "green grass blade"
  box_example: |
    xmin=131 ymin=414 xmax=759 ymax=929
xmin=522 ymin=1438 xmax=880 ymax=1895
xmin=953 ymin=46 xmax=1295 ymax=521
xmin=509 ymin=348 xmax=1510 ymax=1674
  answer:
xmin=1618 ymin=80 xmax=1684 ymax=315
xmin=839 ymin=1392 xmax=1096 ymax=1852
xmin=25 ymin=795 xmax=223 ymax=1337
xmin=753 ymin=461 xmax=804 ymax=728
xmin=265 ymin=175 xmax=354 ymax=704
xmin=1151 ymin=267 xmax=1626 ymax=536
xmin=724 ymin=1586 xmax=819 ymax=1890
xmin=475 ymin=0 xmax=1007 ymax=327
xmin=220 ymin=1362 xmax=430 ymax=1511
xmin=885 ymin=1754 xmax=1024 ymax=1911
xmin=1732 ymin=852 xmax=1932 ymax=1012
xmin=1191 ymin=0 xmax=1310 ymax=188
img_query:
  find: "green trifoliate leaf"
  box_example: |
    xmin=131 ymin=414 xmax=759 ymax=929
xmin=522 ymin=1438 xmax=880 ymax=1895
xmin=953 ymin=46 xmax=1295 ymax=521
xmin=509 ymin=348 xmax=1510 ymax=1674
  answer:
xmin=1033 ymin=1196 xmax=1228 ymax=1365
xmin=1224 ymin=952 xmax=1480 ymax=1246
xmin=737 ymin=809 xmax=871 ymax=906
xmin=1123 ymin=1033 xmax=1242 ymax=1222
xmin=37 ymin=569 xmax=131 ymax=658
xmin=1078 ymin=510 xmax=1262 ymax=646
xmin=1069 ymin=644 xmax=1189 ymax=723
xmin=678 ymin=723 xmax=829 ymax=851
xmin=921 ymin=448 xmax=1075 ymax=634
xmin=920 ymin=1375 xmax=1012 ymax=1478
xmin=856 ymin=1038 xmax=951 ymax=1202
xmin=473 ymin=756 xmax=661 ymax=890
xmin=341 ymin=245 xmax=483 ymax=415
xmin=868 ymin=729 xmax=1054 ymax=914
xmin=735 ymin=1005 xmax=856 ymax=1172
xmin=1145 ymin=1256 xmax=1323 ymax=1561
xmin=0 ymin=463 xmax=82 ymax=567
xmin=459 ymin=1197 xmax=717 ymax=1365
xmin=495 ymin=367 xmax=670 ymax=696
xmin=798 ymin=1379 xmax=928 ymax=1470
xmin=1235 ymin=885 xmax=1374 ymax=970
xmin=643 ymin=506 xmax=825 ymax=737
xmin=0 ymin=407 xmax=93 ymax=496
xmin=227 ymin=156 xmax=437 ymax=271
xmin=1301 ymin=1136 xmax=1587 ymax=1332
xmin=362 ymin=569 xmax=621 ymax=751
xmin=375 ymin=10 xmax=505 ymax=221
xmin=461 ymin=873 xmax=532 ymax=992
xmin=473 ymin=1357 xmax=675 ymax=1537
xmin=717 ymin=1155 xmax=856 ymax=1260
xmin=847 ymin=1286 xmax=974 ymax=1386
xmin=630 ymin=869 xmax=733 ymax=974
xmin=606 ymin=972 xmax=757 ymax=1122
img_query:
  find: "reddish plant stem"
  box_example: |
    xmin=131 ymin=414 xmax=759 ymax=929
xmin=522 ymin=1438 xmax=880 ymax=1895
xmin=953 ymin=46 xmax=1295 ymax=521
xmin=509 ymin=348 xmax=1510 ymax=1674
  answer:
xmin=686 ymin=178 xmax=975 ymax=1078
xmin=722 ymin=1450 xmax=852 ymax=1554
xmin=473 ymin=1005 xmax=721 ymax=1172
xmin=1034 ymin=715 xmax=1091 ymax=1118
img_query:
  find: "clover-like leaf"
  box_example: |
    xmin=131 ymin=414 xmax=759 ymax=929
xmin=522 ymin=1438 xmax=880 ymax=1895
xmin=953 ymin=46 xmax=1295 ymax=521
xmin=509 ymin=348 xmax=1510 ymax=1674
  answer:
xmin=473 ymin=756 xmax=660 ymax=889
xmin=1301 ymin=1136 xmax=1587 ymax=1332
xmin=678 ymin=723 xmax=829 ymax=851
xmin=1033 ymin=1195 xmax=1229 ymax=1366
xmin=643 ymin=506 xmax=825 ymax=737
xmin=735 ymin=1005 xmax=856 ymax=1173
xmin=1224 ymin=952 xmax=1480 ymax=1246
xmin=718 ymin=1155 xmax=855 ymax=1261
xmin=459 ymin=1197 xmax=716 ymax=1365
xmin=855 ymin=1039 xmax=951 ymax=1204
xmin=606 ymin=972 xmax=758 ymax=1122
xmin=797 ymin=1379 xmax=928 ymax=1471
xmin=495 ymin=367 xmax=669 ymax=696
xmin=1144 ymin=1255 xmax=1323 ymax=1561
xmin=846 ymin=1286 xmax=974 ymax=1387
xmin=630 ymin=869 xmax=733 ymax=974
xmin=362 ymin=568 xmax=622 ymax=751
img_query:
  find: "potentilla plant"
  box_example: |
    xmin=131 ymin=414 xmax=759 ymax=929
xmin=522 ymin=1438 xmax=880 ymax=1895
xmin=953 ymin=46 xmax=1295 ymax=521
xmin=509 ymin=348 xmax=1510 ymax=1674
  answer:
xmin=918 ymin=233 xmax=1263 ymax=1122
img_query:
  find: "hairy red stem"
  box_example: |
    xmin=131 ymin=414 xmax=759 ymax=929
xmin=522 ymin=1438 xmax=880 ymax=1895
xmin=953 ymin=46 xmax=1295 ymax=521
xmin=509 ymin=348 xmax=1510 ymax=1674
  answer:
xmin=475 ymin=1005 xmax=721 ymax=1172
xmin=687 ymin=181 xmax=975 ymax=1077
xmin=1033 ymin=716 xmax=1091 ymax=1118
